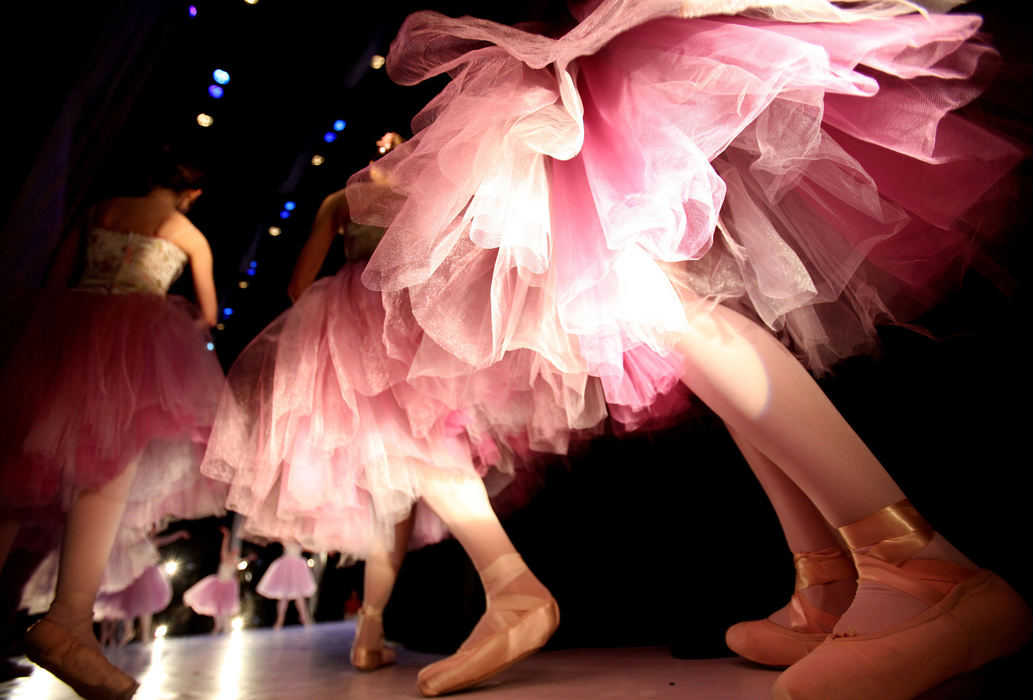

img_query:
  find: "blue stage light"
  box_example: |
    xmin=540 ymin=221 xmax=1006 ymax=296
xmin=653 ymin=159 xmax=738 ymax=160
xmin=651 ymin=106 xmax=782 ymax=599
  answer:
xmin=284 ymin=201 xmax=296 ymax=211
xmin=333 ymin=119 xmax=346 ymax=132
xmin=206 ymin=342 xmax=215 ymax=351
xmin=212 ymin=69 xmax=230 ymax=85
xmin=323 ymin=132 xmax=336 ymax=143
xmin=208 ymin=84 xmax=224 ymax=99
xmin=189 ymin=5 xmax=197 ymax=17
xmin=248 ymin=261 xmax=258 ymax=269
xmin=279 ymin=210 xmax=290 ymax=219
xmin=223 ymin=307 xmax=234 ymax=317
xmin=246 ymin=268 xmax=256 ymax=277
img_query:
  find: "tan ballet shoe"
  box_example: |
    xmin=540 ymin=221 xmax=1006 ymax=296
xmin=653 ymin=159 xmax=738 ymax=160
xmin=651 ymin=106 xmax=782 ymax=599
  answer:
xmin=349 ymin=604 xmax=397 ymax=672
xmin=772 ymin=500 xmax=1033 ymax=700
xmin=23 ymin=618 xmax=139 ymax=700
xmin=726 ymin=546 xmax=856 ymax=667
xmin=417 ymin=553 xmax=559 ymax=697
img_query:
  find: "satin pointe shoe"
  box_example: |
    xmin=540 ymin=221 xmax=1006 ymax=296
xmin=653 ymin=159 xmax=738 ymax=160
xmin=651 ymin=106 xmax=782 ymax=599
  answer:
xmin=726 ymin=545 xmax=856 ymax=667
xmin=23 ymin=618 xmax=139 ymax=700
xmin=417 ymin=553 xmax=559 ymax=697
xmin=773 ymin=500 xmax=1033 ymax=700
xmin=349 ymin=604 xmax=397 ymax=672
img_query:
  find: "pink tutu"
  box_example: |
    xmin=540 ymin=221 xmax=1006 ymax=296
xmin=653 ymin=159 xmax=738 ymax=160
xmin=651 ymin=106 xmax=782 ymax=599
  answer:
xmin=183 ymin=571 xmax=240 ymax=618
xmin=0 ymin=288 xmax=227 ymax=529
xmin=94 ymin=565 xmax=172 ymax=621
xmin=346 ymin=0 xmax=1019 ymax=422
xmin=202 ymin=261 xmax=605 ymax=554
xmin=255 ymin=549 xmax=317 ymax=600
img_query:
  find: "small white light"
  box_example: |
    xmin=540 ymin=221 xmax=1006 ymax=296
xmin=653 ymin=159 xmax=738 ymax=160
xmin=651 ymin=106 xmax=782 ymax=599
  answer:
xmin=231 ymin=617 xmax=244 ymax=631
xmin=268 ymin=226 xmax=282 ymax=237
xmin=238 ymin=280 xmax=249 ymax=289
xmin=196 ymin=113 xmax=214 ymax=127
xmin=237 ymin=560 xmax=248 ymax=570
xmin=164 ymin=561 xmax=178 ymax=576
xmin=370 ymin=55 xmax=385 ymax=70
xmin=216 ymin=322 xmax=225 ymax=331
xmin=155 ymin=625 xmax=168 ymax=638
xmin=378 ymin=146 xmax=387 ymax=154
xmin=306 ymin=558 xmax=315 ymax=568
xmin=311 ymin=154 xmax=325 ymax=166
xmin=244 ymin=0 xmax=259 ymax=4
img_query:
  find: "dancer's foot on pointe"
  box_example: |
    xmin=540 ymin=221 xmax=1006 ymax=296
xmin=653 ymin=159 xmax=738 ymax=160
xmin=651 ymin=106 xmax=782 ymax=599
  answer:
xmin=24 ymin=618 xmax=139 ymax=700
xmin=417 ymin=553 xmax=559 ymax=697
xmin=726 ymin=546 xmax=856 ymax=667
xmin=773 ymin=501 xmax=1033 ymax=700
xmin=350 ymin=604 xmax=396 ymax=672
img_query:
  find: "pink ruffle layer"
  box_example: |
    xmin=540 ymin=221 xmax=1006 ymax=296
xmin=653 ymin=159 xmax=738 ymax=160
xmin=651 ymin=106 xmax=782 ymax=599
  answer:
xmin=202 ymin=262 xmax=604 ymax=554
xmin=182 ymin=574 xmax=239 ymax=618
xmin=255 ymin=553 xmax=317 ymax=600
xmin=0 ymin=290 xmax=227 ymax=529
xmin=346 ymin=0 xmax=1018 ymax=422
xmin=94 ymin=565 xmax=173 ymax=621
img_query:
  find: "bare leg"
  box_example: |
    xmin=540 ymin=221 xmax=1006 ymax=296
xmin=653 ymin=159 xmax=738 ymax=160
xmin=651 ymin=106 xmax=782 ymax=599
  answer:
xmin=294 ymin=598 xmax=312 ymax=626
xmin=415 ymin=467 xmax=558 ymax=696
xmin=725 ymin=425 xmax=855 ymax=627
xmin=274 ymin=600 xmax=287 ymax=630
xmin=139 ymin=613 xmax=152 ymax=643
xmin=45 ymin=459 xmax=139 ymax=649
xmin=354 ymin=511 xmax=415 ymax=651
xmin=674 ymin=296 xmax=974 ymax=633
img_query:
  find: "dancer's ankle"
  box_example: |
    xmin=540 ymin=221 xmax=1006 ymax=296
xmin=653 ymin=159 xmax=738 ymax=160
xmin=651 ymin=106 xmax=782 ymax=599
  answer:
xmin=44 ymin=600 xmax=99 ymax=650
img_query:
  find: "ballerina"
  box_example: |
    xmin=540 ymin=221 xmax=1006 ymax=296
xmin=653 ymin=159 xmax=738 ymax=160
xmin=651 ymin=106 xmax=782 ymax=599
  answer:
xmin=182 ymin=525 xmax=254 ymax=635
xmin=255 ymin=540 xmax=316 ymax=630
xmin=202 ymin=129 xmax=604 ymax=694
xmin=340 ymin=1 xmax=1032 ymax=697
xmin=0 ymin=145 xmax=223 ymax=699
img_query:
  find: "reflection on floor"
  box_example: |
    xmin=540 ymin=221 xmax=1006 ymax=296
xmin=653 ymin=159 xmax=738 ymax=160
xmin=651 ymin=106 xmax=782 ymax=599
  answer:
xmin=0 ymin=620 xmax=1027 ymax=699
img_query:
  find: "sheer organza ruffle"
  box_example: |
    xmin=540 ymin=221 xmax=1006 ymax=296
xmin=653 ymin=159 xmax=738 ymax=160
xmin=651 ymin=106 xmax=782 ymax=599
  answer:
xmin=255 ymin=553 xmax=317 ymax=600
xmin=93 ymin=565 xmax=173 ymax=620
xmin=346 ymin=0 xmax=1018 ymax=422
xmin=0 ymin=290 xmax=227 ymax=528
xmin=182 ymin=574 xmax=239 ymax=618
xmin=202 ymin=262 xmax=604 ymax=554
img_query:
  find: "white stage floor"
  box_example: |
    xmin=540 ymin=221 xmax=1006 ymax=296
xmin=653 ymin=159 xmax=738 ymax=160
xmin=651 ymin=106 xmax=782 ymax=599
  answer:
xmin=0 ymin=620 xmax=1025 ymax=699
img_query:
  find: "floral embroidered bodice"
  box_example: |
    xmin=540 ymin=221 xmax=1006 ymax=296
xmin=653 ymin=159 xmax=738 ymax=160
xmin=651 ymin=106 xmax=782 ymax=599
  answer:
xmin=77 ymin=227 xmax=188 ymax=295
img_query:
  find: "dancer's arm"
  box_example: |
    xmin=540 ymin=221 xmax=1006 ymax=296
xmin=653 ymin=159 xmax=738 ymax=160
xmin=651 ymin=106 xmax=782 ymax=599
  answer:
xmin=152 ymin=530 xmax=190 ymax=548
xmin=173 ymin=226 xmax=218 ymax=327
xmin=287 ymin=189 xmax=347 ymax=302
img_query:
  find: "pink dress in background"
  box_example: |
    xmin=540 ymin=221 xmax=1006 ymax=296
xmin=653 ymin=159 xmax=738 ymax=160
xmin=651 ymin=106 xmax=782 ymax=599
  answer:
xmin=94 ymin=564 xmax=173 ymax=621
xmin=0 ymin=226 xmax=227 ymax=531
xmin=255 ymin=542 xmax=317 ymax=600
xmin=182 ymin=559 xmax=240 ymax=618
xmin=202 ymin=222 xmax=605 ymax=555
xmin=346 ymin=0 xmax=1020 ymax=427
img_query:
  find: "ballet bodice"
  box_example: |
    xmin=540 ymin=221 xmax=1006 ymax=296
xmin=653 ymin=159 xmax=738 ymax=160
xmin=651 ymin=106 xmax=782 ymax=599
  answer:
xmin=343 ymin=220 xmax=386 ymax=261
xmin=76 ymin=227 xmax=187 ymax=295
xmin=217 ymin=560 xmax=237 ymax=581
xmin=284 ymin=542 xmax=303 ymax=558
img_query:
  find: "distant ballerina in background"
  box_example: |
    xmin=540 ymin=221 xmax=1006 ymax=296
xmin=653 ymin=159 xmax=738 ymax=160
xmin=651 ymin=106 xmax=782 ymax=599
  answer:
xmin=256 ymin=541 xmax=316 ymax=630
xmin=93 ymin=528 xmax=190 ymax=646
xmin=182 ymin=526 xmax=252 ymax=635
xmin=0 ymin=145 xmax=223 ymax=700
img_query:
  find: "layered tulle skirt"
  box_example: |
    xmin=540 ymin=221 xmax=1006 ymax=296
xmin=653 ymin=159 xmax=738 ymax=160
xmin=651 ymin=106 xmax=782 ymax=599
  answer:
xmin=201 ymin=262 xmax=604 ymax=554
xmin=345 ymin=0 xmax=1019 ymax=424
xmin=0 ymin=289 xmax=227 ymax=529
xmin=94 ymin=565 xmax=173 ymax=621
xmin=255 ymin=553 xmax=317 ymax=600
xmin=183 ymin=573 xmax=239 ymax=618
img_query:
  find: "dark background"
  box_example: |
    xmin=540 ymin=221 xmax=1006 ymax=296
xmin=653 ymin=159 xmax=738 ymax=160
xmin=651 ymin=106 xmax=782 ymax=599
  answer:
xmin=2 ymin=0 xmax=1030 ymax=657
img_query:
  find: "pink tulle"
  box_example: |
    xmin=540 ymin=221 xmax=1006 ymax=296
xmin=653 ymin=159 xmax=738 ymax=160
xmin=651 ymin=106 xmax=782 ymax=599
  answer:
xmin=345 ymin=0 xmax=1019 ymax=420
xmin=182 ymin=573 xmax=240 ymax=618
xmin=0 ymin=289 xmax=227 ymax=527
xmin=202 ymin=262 xmax=604 ymax=554
xmin=94 ymin=565 xmax=172 ymax=621
xmin=255 ymin=552 xmax=317 ymax=600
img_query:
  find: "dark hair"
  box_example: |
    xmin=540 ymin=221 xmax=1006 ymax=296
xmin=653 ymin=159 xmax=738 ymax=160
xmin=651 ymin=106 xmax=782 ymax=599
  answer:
xmin=149 ymin=145 xmax=206 ymax=192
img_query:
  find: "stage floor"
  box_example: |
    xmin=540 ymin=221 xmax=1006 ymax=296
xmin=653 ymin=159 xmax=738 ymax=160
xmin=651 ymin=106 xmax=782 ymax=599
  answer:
xmin=0 ymin=620 xmax=1025 ymax=699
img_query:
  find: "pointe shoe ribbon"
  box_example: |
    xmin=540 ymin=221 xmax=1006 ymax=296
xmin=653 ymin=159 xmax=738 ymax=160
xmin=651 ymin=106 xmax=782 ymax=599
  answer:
xmin=773 ymin=501 xmax=1033 ymax=700
xmin=725 ymin=546 xmax=856 ymax=667
xmin=349 ymin=604 xmax=397 ymax=672
xmin=417 ymin=553 xmax=559 ymax=697
xmin=23 ymin=618 xmax=139 ymax=700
